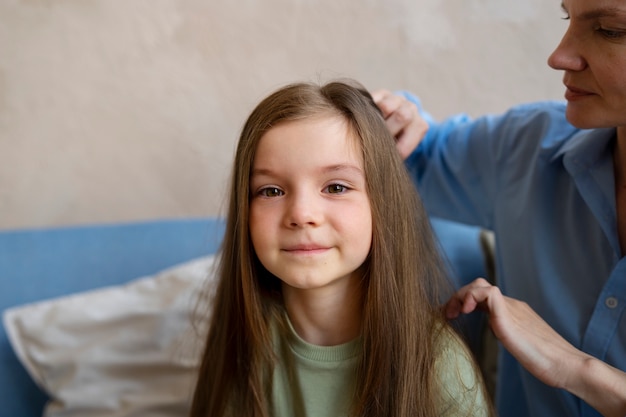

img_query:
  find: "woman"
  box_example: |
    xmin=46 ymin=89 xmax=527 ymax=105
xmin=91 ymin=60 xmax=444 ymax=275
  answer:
xmin=374 ymin=0 xmax=626 ymax=416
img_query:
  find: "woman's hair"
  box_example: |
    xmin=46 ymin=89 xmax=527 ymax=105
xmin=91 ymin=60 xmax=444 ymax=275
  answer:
xmin=190 ymin=79 xmax=454 ymax=417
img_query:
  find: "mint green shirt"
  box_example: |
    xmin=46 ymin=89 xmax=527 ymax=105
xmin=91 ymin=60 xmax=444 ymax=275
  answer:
xmin=271 ymin=321 xmax=489 ymax=417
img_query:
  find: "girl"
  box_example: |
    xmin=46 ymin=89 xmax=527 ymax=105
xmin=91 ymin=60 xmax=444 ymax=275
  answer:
xmin=190 ymin=80 xmax=491 ymax=417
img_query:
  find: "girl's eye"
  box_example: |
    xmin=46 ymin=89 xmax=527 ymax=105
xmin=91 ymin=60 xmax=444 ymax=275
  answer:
xmin=326 ymin=184 xmax=348 ymax=194
xmin=259 ymin=187 xmax=283 ymax=197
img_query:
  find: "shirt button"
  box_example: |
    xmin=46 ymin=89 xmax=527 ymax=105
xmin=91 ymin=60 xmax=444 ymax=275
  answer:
xmin=605 ymin=297 xmax=618 ymax=309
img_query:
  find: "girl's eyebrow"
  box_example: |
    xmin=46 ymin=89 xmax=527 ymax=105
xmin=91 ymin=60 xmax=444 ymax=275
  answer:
xmin=323 ymin=163 xmax=364 ymax=175
xmin=250 ymin=167 xmax=273 ymax=177
xmin=251 ymin=164 xmax=364 ymax=177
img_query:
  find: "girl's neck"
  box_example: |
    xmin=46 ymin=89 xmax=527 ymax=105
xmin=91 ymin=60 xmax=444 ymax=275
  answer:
xmin=282 ymin=274 xmax=363 ymax=346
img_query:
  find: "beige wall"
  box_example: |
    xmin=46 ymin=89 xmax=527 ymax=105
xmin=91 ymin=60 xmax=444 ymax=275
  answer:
xmin=0 ymin=0 xmax=565 ymax=230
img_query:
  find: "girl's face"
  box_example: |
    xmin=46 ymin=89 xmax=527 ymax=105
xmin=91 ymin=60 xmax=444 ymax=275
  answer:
xmin=548 ymin=0 xmax=626 ymax=128
xmin=249 ymin=115 xmax=372 ymax=296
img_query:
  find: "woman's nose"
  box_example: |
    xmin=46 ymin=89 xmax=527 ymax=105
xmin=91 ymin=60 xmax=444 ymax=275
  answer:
xmin=547 ymin=26 xmax=587 ymax=72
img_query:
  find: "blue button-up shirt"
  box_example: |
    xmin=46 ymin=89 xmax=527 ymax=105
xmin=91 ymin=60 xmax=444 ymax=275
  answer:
xmin=404 ymin=95 xmax=626 ymax=417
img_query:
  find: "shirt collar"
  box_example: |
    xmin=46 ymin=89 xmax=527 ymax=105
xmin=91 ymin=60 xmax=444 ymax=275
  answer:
xmin=552 ymin=127 xmax=615 ymax=175
xmin=553 ymin=127 xmax=619 ymax=255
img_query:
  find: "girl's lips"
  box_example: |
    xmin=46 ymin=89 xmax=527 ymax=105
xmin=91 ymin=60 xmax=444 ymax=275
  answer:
xmin=282 ymin=245 xmax=329 ymax=255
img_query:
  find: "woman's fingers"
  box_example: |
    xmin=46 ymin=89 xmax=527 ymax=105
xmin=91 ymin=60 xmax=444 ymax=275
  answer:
xmin=372 ymin=89 xmax=427 ymax=159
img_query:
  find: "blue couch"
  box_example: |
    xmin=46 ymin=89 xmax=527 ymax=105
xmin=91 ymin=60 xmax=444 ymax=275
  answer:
xmin=0 ymin=217 xmax=484 ymax=417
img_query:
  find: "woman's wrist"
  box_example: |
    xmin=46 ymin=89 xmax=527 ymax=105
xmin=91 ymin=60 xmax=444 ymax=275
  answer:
xmin=565 ymin=355 xmax=626 ymax=417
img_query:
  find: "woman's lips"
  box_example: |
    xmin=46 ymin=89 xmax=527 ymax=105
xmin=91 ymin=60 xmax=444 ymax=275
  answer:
xmin=564 ymin=85 xmax=594 ymax=101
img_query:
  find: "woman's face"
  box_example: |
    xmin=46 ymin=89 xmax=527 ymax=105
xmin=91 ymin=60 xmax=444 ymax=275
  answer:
xmin=548 ymin=0 xmax=626 ymax=129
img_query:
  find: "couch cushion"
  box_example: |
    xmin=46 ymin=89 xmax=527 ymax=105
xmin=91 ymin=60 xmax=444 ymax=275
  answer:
xmin=4 ymin=255 xmax=216 ymax=417
xmin=0 ymin=218 xmax=224 ymax=417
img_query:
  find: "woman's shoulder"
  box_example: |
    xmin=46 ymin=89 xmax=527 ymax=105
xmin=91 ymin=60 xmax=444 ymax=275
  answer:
xmin=432 ymin=325 xmax=493 ymax=417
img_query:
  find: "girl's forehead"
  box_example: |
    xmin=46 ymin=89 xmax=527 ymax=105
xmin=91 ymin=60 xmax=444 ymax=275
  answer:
xmin=260 ymin=114 xmax=359 ymax=146
xmin=252 ymin=116 xmax=363 ymax=168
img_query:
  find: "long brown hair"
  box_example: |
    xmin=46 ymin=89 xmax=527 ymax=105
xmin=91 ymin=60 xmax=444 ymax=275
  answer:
xmin=190 ymin=79 xmax=456 ymax=417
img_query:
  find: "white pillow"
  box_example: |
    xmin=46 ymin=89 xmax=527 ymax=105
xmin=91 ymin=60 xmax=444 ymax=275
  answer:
xmin=3 ymin=255 xmax=217 ymax=417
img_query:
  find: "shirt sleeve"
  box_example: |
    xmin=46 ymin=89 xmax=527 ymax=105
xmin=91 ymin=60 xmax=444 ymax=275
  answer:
xmin=400 ymin=92 xmax=573 ymax=230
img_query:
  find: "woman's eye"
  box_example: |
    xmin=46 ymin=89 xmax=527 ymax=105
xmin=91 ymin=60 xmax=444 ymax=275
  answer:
xmin=259 ymin=187 xmax=283 ymax=197
xmin=326 ymin=184 xmax=347 ymax=194
xmin=598 ymin=27 xmax=626 ymax=40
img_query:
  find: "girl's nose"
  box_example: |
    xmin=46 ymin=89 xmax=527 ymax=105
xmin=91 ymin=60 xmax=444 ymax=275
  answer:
xmin=285 ymin=192 xmax=321 ymax=228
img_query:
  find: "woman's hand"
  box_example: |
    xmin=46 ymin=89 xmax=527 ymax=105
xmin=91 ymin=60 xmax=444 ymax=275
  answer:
xmin=445 ymin=278 xmax=626 ymax=417
xmin=372 ymin=89 xmax=427 ymax=160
